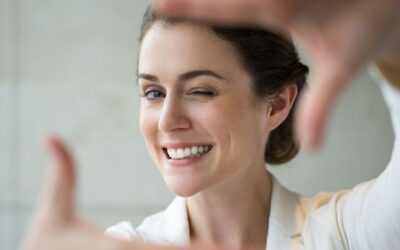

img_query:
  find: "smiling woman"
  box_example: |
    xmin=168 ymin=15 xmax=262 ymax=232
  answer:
xmin=105 ymin=7 xmax=308 ymax=248
xmin=136 ymin=9 xmax=308 ymax=201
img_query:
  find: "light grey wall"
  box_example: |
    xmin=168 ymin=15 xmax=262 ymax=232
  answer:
xmin=0 ymin=1 xmax=394 ymax=249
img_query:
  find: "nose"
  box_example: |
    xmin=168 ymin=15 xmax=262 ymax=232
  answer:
xmin=158 ymin=96 xmax=191 ymax=133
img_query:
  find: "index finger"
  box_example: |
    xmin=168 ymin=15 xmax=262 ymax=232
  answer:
xmin=42 ymin=134 xmax=77 ymax=222
xmin=295 ymin=60 xmax=357 ymax=150
xmin=153 ymin=0 xmax=304 ymax=27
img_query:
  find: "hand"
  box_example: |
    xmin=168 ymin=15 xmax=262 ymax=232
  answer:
xmin=19 ymin=135 xmax=133 ymax=250
xmin=377 ymin=42 xmax=400 ymax=89
xmin=153 ymin=0 xmax=400 ymax=150
xmin=19 ymin=135 xmax=214 ymax=250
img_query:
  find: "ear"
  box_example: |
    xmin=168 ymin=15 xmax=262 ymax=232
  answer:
xmin=265 ymin=84 xmax=298 ymax=132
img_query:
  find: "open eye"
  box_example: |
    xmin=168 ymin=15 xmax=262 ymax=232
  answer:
xmin=142 ymin=89 xmax=165 ymax=100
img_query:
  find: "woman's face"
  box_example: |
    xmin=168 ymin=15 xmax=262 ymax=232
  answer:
xmin=139 ymin=23 xmax=271 ymax=197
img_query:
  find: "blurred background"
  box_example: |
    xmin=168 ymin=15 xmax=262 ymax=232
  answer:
xmin=0 ymin=0 xmax=394 ymax=249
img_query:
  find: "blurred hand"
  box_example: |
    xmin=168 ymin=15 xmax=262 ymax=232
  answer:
xmin=153 ymin=0 xmax=400 ymax=150
xmin=19 ymin=135 xmax=117 ymax=250
xmin=19 ymin=135 xmax=214 ymax=250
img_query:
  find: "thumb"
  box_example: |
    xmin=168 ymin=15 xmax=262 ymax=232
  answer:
xmin=295 ymin=62 xmax=355 ymax=150
xmin=42 ymin=134 xmax=77 ymax=222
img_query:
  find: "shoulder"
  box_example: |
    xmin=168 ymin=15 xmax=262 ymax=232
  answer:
xmin=105 ymin=197 xmax=190 ymax=245
xmin=369 ymin=63 xmax=400 ymax=112
xmin=269 ymin=177 xmax=376 ymax=249
xmin=301 ymin=180 xmax=375 ymax=222
xmin=299 ymin=179 xmax=376 ymax=249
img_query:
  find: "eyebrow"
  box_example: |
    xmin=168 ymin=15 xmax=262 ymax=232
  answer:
xmin=137 ymin=70 xmax=226 ymax=83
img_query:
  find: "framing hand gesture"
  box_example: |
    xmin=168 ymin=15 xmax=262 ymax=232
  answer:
xmin=154 ymin=0 xmax=400 ymax=149
xmin=19 ymin=135 xmax=217 ymax=250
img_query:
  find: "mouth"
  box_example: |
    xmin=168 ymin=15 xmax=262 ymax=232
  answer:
xmin=162 ymin=145 xmax=213 ymax=160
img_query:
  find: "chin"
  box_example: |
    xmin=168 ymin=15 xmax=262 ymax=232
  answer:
xmin=164 ymin=176 xmax=204 ymax=197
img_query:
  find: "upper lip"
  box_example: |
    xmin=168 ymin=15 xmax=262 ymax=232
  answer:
xmin=161 ymin=142 xmax=213 ymax=149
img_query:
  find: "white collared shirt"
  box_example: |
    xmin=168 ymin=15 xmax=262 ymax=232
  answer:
xmin=106 ymin=66 xmax=400 ymax=249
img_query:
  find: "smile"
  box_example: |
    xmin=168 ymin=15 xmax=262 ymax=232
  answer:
xmin=163 ymin=145 xmax=212 ymax=160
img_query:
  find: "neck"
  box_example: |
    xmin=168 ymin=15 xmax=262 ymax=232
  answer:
xmin=186 ymin=165 xmax=272 ymax=249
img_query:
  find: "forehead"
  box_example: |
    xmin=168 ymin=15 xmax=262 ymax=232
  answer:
xmin=138 ymin=22 xmax=246 ymax=79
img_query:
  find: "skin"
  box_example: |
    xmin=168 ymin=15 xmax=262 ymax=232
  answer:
xmin=19 ymin=136 xmax=222 ymax=250
xmin=377 ymin=43 xmax=400 ymax=89
xmin=19 ymin=1 xmax=400 ymax=250
xmin=138 ymin=23 xmax=297 ymax=249
xmin=154 ymin=0 xmax=400 ymax=150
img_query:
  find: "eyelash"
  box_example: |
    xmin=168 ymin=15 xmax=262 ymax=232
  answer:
xmin=141 ymin=90 xmax=165 ymax=100
xmin=191 ymin=89 xmax=215 ymax=96
xmin=141 ymin=89 xmax=215 ymax=100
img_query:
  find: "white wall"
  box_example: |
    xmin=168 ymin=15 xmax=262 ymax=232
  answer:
xmin=0 ymin=1 xmax=394 ymax=249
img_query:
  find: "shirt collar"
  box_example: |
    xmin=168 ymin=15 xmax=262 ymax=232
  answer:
xmin=155 ymin=196 xmax=190 ymax=245
xmin=267 ymin=176 xmax=305 ymax=249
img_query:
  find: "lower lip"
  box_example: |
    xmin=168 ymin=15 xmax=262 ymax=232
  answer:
xmin=166 ymin=151 xmax=210 ymax=167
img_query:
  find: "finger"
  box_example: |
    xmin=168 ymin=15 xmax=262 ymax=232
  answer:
xmin=153 ymin=0 xmax=268 ymax=26
xmin=117 ymin=240 xmax=225 ymax=250
xmin=295 ymin=63 xmax=354 ymax=151
xmin=42 ymin=134 xmax=77 ymax=221
xmin=153 ymin=0 xmax=191 ymax=15
xmin=153 ymin=0 xmax=310 ymax=28
xmin=154 ymin=0 xmax=261 ymax=15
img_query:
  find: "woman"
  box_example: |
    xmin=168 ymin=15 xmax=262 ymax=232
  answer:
xmin=19 ymin=1 xmax=400 ymax=249
xmin=105 ymin=7 xmax=400 ymax=250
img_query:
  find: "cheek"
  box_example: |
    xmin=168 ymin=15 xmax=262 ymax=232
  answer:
xmin=189 ymin=101 xmax=233 ymax=135
xmin=190 ymin=97 xmax=254 ymax=146
xmin=140 ymin=106 xmax=168 ymax=172
xmin=139 ymin=106 xmax=158 ymax=146
xmin=205 ymin=97 xmax=266 ymax=155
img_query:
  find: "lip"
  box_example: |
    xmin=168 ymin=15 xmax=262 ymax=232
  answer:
xmin=161 ymin=142 xmax=213 ymax=149
xmin=166 ymin=153 xmax=210 ymax=167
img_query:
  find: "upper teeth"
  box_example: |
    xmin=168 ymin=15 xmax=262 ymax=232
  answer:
xmin=167 ymin=145 xmax=211 ymax=159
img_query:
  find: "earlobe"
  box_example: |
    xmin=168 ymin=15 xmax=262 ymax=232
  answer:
xmin=265 ymin=84 xmax=298 ymax=131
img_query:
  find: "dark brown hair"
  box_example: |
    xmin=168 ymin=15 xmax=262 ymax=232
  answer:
xmin=139 ymin=7 xmax=309 ymax=165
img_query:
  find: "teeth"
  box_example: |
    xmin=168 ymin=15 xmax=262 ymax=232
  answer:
xmin=169 ymin=149 xmax=177 ymax=159
xmin=177 ymin=149 xmax=184 ymax=158
xmin=184 ymin=148 xmax=191 ymax=157
xmin=166 ymin=145 xmax=211 ymax=159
